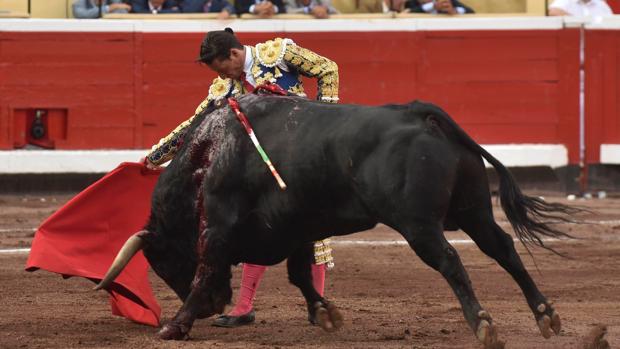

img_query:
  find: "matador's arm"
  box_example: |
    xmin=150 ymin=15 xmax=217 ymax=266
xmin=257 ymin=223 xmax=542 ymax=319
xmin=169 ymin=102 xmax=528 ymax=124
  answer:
xmin=146 ymin=77 xmax=238 ymax=165
xmin=283 ymin=42 xmax=339 ymax=103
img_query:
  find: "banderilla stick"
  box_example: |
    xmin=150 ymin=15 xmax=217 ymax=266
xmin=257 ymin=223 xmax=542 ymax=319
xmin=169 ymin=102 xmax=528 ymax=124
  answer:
xmin=228 ymin=97 xmax=287 ymax=190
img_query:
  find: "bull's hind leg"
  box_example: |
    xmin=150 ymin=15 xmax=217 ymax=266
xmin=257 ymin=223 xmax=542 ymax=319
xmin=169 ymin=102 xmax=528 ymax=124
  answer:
xmin=158 ymin=229 xmax=233 ymax=340
xmin=400 ymin=222 xmax=504 ymax=349
xmin=456 ymin=208 xmax=561 ymax=339
xmin=287 ymin=243 xmax=343 ymax=332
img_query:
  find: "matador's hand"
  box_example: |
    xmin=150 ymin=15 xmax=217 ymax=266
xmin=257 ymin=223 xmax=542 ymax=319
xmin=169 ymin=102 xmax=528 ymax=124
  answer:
xmin=141 ymin=157 xmax=161 ymax=171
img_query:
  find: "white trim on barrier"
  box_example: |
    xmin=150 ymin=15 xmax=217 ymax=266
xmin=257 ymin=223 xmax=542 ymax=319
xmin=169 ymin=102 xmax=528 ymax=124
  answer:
xmin=563 ymin=16 xmax=588 ymax=28
xmin=584 ymin=16 xmax=620 ymax=29
xmin=416 ymin=16 xmax=563 ymax=31
xmin=0 ymin=17 xmax=566 ymax=33
xmin=0 ymin=150 xmax=146 ymax=173
xmin=600 ymin=144 xmax=620 ymax=164
xmin=482 ymin=144 xmax=568 ymax=168
xmin=0 ymin=144 xmax=568 ymax=173
xmin=563 ymin=16 xmax=620 ymax=29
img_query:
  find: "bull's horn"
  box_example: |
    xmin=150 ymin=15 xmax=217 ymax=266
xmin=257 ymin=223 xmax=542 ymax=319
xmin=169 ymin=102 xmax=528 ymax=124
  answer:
xmin=93 ymin=233 xmax=145 ymax=291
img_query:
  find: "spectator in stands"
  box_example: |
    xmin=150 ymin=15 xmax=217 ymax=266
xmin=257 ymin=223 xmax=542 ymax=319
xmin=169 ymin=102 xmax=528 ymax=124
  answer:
xmin=332 ymin=0 xmax=382 ymax=13
xmin=131 ymin=0 xmax=180 ymax=13
xmin=548 ymin=0 xmax=612 ymax=16
xmin=72 ymin=0 xmax=131 ymax=18
xmin=285 ymin=0 xmax=338 ymax=18
xmin=406 ymin=0 xmax=474 ymax=14
xmin=178 ymin=0 xmax=236 ymax=18
xmin=235 ymin=0 xmax=285 ymax=17
xmin=382 ymin=0 xmax=406 ymax=12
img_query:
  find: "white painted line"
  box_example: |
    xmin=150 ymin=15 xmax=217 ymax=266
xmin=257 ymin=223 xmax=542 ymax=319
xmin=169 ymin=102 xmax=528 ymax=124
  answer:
xmin=583 ymin=219 xmax=620 ymax=225
xmin=331 ymin=237 xmax=566 ymax=246
xmin=0 ymin=228 xmax=36 ymax=233
xmin=0 ymin=248 xmax=31 ymax=254
xmin=0 ymin=219 xmax=616 ymax=236
xmin=333 ymin=239 xmax=472 ymax=246
xmin=1 ymin=219 xmax=615 ymax=254
xmin=0 ymin=237 xmax=556 ymax=254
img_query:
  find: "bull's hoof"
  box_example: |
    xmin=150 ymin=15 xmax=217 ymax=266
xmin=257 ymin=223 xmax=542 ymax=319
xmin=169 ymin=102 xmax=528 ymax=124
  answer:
xmin=476 ymin=310 xmax=505 ymax=349
xmin=536 ymin=303 xmax=561 ymax=338
xmin=158 ymin=323 xmax=190 ymax=340
xmin=314 ymin=301 xmax=344 ymax=332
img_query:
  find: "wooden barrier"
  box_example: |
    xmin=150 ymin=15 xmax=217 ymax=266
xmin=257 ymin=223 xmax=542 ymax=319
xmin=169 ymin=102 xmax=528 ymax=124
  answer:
xmin=585 ymin=18 xmax=620 ymax=164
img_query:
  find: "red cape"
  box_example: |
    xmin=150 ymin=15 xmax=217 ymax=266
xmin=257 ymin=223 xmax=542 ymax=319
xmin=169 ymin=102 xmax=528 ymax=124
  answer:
xmin=25 ymin=162 xmax=162 ymax=327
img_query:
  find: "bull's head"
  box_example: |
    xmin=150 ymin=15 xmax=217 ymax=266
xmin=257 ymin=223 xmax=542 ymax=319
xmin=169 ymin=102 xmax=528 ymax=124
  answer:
xmin=93 ymin=228 xmax=198 ymax=301
xmin=94 ymin=103 xmax=220 ymax=301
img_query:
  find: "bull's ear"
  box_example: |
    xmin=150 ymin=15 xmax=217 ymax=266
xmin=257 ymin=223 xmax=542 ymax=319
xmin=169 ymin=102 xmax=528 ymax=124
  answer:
xmin=425 ymin=115 xmax=444 ymax=136
xmin=426 ymin=115 xmax=438 ymax=127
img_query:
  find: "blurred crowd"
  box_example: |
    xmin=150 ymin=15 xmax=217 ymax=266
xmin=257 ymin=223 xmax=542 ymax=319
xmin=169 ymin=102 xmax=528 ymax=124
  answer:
xmin=72 ymin=0 xmax=475 ymax=19
xmin=72 ymin=0 xmax=614 ymax=19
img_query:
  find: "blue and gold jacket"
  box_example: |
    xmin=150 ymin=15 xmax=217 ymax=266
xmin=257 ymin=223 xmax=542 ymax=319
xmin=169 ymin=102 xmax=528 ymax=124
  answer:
xmin=147 ymin=38 xmax=339 ymax=165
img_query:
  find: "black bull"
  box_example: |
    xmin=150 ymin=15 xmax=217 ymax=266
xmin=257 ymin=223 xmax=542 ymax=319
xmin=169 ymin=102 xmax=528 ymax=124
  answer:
xmin=99 ymin=93 xmax=576 ymax=348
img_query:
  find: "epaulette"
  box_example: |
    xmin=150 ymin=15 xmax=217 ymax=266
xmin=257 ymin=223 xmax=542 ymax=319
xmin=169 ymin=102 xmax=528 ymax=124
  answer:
xmin=255 ymin=38 xmax=294 ymax=68
xmin=207 ymin=77 xmax=233 ymax=102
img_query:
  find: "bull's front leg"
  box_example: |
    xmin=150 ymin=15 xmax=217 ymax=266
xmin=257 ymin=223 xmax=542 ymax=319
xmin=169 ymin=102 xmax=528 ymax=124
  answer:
xmin=287 ymin=243 xmax=343 ymax=332
xmin=159 ymin=231 xmax=233 ymax=340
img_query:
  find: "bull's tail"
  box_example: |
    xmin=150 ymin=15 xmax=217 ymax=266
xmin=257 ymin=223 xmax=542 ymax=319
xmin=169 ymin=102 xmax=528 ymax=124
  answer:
xmin=475 ymin=145 xmax=578 ymax=255
xmin=416 ymin=102 xmax=580 ymax=254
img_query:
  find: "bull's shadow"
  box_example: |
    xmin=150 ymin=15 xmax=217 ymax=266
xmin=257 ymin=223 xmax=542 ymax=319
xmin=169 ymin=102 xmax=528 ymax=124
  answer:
xmin=97 ymin=93 xmax=578 ymax=349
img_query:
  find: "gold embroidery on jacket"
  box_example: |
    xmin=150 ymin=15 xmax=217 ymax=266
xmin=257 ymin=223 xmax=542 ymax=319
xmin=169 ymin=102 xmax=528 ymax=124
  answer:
xmin=288 ymin=83 xmax=306 ymax=97
xmin=147 ymin=77 xmax=238 ymax=165
xmin=148 ymin=39 xmax=339 ymax=165
xmin=255 ymin=38 xmax=289 ymax=67
xmin=207 ymin=77 xmax=232 ymax=103
xmin=314 ymin=238 xmax=334 ymax=269
xmin=283 ymin=43 xmax=339 ymax=103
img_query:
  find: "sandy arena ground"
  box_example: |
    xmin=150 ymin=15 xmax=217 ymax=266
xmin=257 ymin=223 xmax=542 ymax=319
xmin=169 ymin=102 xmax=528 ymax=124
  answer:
xmin=0 ymin=193 xmax=618 ymax=349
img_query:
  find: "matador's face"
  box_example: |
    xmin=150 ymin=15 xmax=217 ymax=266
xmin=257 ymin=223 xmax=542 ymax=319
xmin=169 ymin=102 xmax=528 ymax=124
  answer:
xmin=208 ymin=47 xmax=245 ymax=81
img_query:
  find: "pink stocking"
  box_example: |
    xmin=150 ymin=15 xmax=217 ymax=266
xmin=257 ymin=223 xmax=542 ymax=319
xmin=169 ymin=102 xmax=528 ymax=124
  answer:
xmin=228 ymin=263 xmax=266 ymax=316
xmin=311 ymin=263 xmax=326 ymax=297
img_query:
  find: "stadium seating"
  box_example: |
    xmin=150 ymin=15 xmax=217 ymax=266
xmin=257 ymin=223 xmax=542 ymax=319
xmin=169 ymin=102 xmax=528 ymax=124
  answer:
xmin=460 ymin=0 xmax=545 ymax=15
xmin=0 ymin=0 xmax=67 ymax=18
xmin=0 ymin=0 xmax=547 ymax=18
xmin=0 ymin=0 xmax=28 ymax=17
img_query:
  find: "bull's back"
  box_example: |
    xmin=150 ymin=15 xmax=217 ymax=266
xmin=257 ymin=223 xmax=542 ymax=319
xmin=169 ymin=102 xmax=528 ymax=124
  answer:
xmin=241 ymin=95 xmax=423 ymax=156
xmin=232 ymin=96 xmax=455 ymax=230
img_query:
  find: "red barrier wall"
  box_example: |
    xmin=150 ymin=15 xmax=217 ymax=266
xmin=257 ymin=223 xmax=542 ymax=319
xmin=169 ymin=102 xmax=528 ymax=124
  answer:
xmin=585 ymin=29 xmax=620 ymax=163
xmin=0 ymin=28 xmax=582 ymax=162
xmin=0 ymin=32 xmax=137 ymax=149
